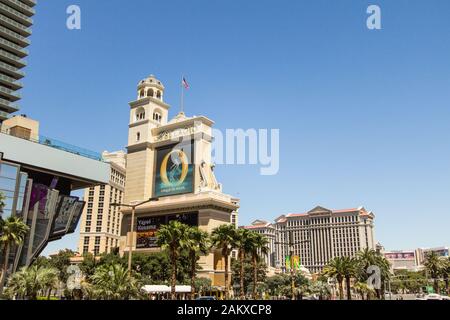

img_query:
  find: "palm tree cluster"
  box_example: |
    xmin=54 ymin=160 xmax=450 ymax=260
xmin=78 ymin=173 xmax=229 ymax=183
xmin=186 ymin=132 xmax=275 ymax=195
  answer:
xmin=322 ymin=248 xmax=391 ymax=300
xmin=157 ymin=221 xmax=269 ymax=300
xmin=210 ymin=225 xmax=269 ymax=300
xmin=423 ymin=251 xmax=450 ymax=295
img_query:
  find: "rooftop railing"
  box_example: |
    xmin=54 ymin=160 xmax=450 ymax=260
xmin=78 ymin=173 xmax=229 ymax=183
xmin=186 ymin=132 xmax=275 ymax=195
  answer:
xmin=0 ymin=127 xmax=105 ymax=162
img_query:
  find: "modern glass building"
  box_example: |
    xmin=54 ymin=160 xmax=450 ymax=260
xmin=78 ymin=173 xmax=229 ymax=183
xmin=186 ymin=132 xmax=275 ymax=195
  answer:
xmin=0 ymin=0 xmax=35 ymax=122
xmin=0 ymin=118 xmax=110 ymax=277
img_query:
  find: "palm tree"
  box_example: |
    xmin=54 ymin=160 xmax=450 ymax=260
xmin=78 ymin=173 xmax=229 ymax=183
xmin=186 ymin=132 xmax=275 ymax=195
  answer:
xmin=185 ymin=226 xmax=210 ymax=299
xmin=91 ymin=263 xmax=141 ymax=300
xmin=323 ymin=257 xmax=346 ymax=300
xmin=0 ymin=216 xmax=29 ymax=293
xmin=353 ymin=281 xmax=375 ymax=300
xmin=37 ymin=267 xmax=60 ymax=300
xmin=211 ymin=224 xmax=237 ymax=299
xmin=235 ymin=228 xmax=252 ymax=299
xmin=342 ymin=257 xmax=358 ymax=300
xmin=247 ymin=232 xmax=269 ymax=299
xmin=424 ymin=251 xmax=443 ymax=294
xmin=443 ymin=257 xmax=449 ymax=296
xmin=356 ymin=248 xmax=391 ymax=299
xmin=156 ymin=220 xmax=189 ymax=300
xmin=0 ymin=191 xmax=5 ymax=212
xmin=5 ymin=265 xmax=59 ymax=300
xmin=310 ymin=281 xmax=331 ymax=300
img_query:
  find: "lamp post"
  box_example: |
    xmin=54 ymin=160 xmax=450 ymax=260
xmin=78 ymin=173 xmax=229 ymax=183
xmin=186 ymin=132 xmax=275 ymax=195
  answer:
xmin=275 ymin=231 xmax=310 ymax=300
xmin=110 ymin=197 xmax=159 ymax=276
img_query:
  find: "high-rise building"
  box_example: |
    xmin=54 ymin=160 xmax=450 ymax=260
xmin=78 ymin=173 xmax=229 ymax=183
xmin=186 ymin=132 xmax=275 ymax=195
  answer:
xmin=0 ymin=0 xmax=35 ymax=123
xmin=242 ymin=206 xmax=376 ymax=274
xmin=242 ymin=220 xmax=277 ymax=269
xmin=78 ymin=151 xmax=126 ymax=255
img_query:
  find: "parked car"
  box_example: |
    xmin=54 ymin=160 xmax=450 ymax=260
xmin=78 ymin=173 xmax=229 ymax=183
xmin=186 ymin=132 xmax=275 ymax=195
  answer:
xmin=196 ymin=296 xmax=217 ymax=301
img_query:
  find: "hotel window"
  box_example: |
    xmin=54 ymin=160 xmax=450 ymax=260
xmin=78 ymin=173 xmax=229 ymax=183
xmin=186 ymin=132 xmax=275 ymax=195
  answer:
xmin=84 ymin=237 xmax=90 ymax=245
xmin=136 ymin=132 xmax=141 ymax=142
xmin=96 ymin=227 xmax=102 ymax=232
xmin=85 ymin=227 xmax=90 ymax=232
xmin=83 ymin=246 xmax=89 ymax=254
xmin=94 ymin=246 xmax=100 ymax=255
xmin=153 ymin=112 xmax=162 ymax=123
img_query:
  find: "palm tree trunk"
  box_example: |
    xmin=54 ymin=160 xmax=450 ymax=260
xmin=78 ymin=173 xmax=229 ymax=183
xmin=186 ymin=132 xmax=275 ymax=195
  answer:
xmin=0 ymin=243 xmax=10 ymax=294
xmin=171 ymin=249 xmax=177 ymax=300
xmin=190 ymin=253 xmax=196 ymax=300
xmin=252 ymin=254 xmax=257 ymax=300
xmin=239 ymin=250 xmax=245 ymax=299
xmin=346 ymin=276 xmax=352 ymax=300
xmin=445 ymin=276 xmax=449 ymax=295
xmin=433 ymin=279 xmax=439 ymax=294
xmin=338 ymin=280 xmax=344 ymax=300
xmin=224 ymin=253 xmax=229 ymax=300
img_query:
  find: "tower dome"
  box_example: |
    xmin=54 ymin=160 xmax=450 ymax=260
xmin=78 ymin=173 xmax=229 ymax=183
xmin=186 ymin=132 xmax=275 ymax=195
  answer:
xmin=137 ymin=74 xmax=165 ymax=101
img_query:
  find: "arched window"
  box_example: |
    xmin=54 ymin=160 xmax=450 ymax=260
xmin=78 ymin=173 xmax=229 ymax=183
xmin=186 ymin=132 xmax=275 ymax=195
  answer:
xmin=147 ymin=89 xmax=154 ymax=97
xmin=139 ymin=89 xmax=145 ymax=98
xmin=156 ymin=91 xmax=162 ymax=99
xmin=136 ymin=132 xmax=141 ymax=142
xmin=135 ymin=107 xmax=145 ymax=122
xmin=153 ymin=111 xmax=162 ymax=123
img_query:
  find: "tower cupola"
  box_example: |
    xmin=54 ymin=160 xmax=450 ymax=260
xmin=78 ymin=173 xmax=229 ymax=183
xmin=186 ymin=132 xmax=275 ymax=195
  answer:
xmin=137 ymin=75 xmax=165 ymax=101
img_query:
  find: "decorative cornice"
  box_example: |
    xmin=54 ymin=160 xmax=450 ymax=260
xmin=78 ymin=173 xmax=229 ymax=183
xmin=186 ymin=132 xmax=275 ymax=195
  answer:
xmin=129 ymin=97 xmax=170 ymax=110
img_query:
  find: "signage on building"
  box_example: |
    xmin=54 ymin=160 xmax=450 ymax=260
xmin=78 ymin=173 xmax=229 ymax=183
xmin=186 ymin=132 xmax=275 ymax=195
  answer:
xmin=155 ymin=126 xmax=199 ymax=143
xmin=385 ymin=252 xmax=415 ymax=260
xmin=136 ymin=212 xmax=198 ymax=249
xmin=153 ymin=141 xmax=194 ymax=198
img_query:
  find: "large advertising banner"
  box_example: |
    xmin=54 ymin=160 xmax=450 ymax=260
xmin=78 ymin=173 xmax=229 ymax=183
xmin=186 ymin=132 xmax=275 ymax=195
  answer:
xmin=136 ymin=212 xmax=198 ymax=249
xmin=153 ymin=141 xmax=194 ymax=198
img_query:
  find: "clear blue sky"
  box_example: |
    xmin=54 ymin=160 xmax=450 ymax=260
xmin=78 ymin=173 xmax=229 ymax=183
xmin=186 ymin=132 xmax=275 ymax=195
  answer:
xmin=27 ymin=0 xmax=450 ymax=255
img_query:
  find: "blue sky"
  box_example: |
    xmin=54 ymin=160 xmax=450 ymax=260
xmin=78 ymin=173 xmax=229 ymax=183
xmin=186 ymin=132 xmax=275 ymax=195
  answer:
xmin=28 ymin=0 xmax=450 ymax=255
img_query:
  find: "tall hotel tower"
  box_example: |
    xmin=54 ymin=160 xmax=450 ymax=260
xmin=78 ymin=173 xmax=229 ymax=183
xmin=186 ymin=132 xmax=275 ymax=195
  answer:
xmin=0 ymin=0 xmax=35 ymax=123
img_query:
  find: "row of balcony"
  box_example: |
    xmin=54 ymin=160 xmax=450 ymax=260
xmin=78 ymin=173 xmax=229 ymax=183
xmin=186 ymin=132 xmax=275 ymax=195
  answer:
xmin=0 ymin=83 xmax=19 ymax=101
xmin=0 ymin=24 xmax=29 ymax=47
xmin=0 ymin=72 xmax=22 ymax=90
xmin=0 ymin=2 xmax=32 ymax=27
xmin=0 ymin=59 xmax=24 ymax=78
xmin=0 ymin=47 xmax=25 ymax=67
xmin=0 ymin=95 xmax=18 ymax=112
xmin=0 ymin=12 xmax=31 ymax=36
xmin=0 ymin=0 xmax=34 ymax=17
xmin=0 ymin=109 xmax=8 ymax=120
xmin=0 ymin=34 xmax=27 ymax=57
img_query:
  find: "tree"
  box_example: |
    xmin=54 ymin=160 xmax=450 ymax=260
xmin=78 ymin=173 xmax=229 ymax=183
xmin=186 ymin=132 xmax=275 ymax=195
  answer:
xmin=309 ymin=281 xmax=331 ymax=300
xmin=185 ymin=226 xmax=210 ymax=299
xmin=247 ymin=232 xmax=269 ymax=299
xmin=235 ymin=228 xmax=253 ymax=299
xmin=356 ymin=248 xmax=391 ymax=299
xmin=323 ymin=257 xmax=347 ymax=300
xmin=353 ymin=281 xmax=375 ymax=300
xmin=90 ymin=263 xmax=141 ymax=300
xmin=0 ymin=216 xmax=29 ymax=293
xmin=0 ymin=191 xmax=5 ymax=213
xmin=443 ymin=257 xmax=449 ymax=295
xmin=48 ymin=249 xmax=76 ymax=284
xmin=211 ymin=224 xmax=237 ymax=299
xmin=194 ymin=277 xmax=212 ymax=297
xmin=424 ymin=251 xmax=444 ymax=294
xmin=5 ymin=265 xmax=59 ymax=300
xmin=232 ymin=255 xmax=267 ymax=297
xmin=156 ymin=220 xmax=189 ymax=300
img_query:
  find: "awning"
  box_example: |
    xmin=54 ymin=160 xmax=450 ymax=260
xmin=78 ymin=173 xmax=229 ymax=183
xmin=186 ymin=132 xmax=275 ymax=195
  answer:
xmin=142 ymin=285 xmax=191 ymax=293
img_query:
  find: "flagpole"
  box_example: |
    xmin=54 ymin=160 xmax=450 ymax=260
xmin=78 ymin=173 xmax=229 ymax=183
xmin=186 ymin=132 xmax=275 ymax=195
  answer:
xmin=181 ymin=75 xmax=184 ymax=114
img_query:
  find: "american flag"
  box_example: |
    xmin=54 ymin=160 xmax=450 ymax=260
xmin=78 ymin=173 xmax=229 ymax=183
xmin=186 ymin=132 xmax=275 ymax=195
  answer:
xmin=182 ymin=77 xmax=190 ymax=89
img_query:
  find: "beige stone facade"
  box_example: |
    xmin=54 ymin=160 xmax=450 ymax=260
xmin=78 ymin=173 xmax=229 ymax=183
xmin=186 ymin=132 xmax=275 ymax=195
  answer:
xmin=243 ymin=206 xmax=376 ymax=275
xmin=77 ymin=151 xmax=126 ymax=255
xmin=120 ymin=75 xmax=239 ymax=286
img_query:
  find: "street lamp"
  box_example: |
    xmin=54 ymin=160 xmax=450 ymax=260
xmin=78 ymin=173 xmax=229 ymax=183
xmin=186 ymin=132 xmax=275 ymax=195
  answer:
xmin=275 ymin=230 xmax=310 ymax=300
xmin=110 ymin=197 xmax=159 ymax=276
